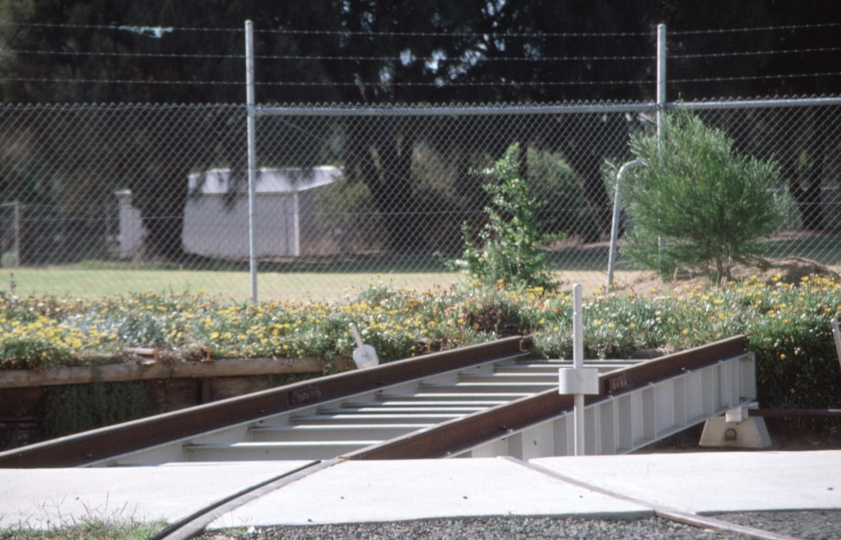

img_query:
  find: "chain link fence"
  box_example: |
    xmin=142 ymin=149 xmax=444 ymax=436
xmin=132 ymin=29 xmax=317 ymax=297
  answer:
xmin=0 ymin=99 xmax=839 ymax=301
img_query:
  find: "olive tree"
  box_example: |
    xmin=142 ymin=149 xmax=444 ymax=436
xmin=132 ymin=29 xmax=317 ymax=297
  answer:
xmin=622 ymin=111 xmax=786 ymax=281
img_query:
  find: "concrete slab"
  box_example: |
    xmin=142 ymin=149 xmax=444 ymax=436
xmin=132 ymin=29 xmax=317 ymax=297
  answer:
xmin=532 ymin=450 xmax=841 ymax=514
xmin=0 ymin=461 xmax=314 ymax=529
xmin=208 ymin=458 xmax=651 ymax=529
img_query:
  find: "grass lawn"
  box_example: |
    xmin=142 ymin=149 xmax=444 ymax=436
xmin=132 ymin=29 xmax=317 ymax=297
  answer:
xmin=1 ymin=230 xmax=837 ymax=301
xmin=0 ymin=267 xmax=461 ymax=301
xmin=0 ymin=267 xmax=622 ymax=302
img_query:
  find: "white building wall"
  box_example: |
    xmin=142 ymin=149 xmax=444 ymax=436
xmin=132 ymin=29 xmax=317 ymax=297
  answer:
xmin=182 ymin=193 xmax=299 ymax=258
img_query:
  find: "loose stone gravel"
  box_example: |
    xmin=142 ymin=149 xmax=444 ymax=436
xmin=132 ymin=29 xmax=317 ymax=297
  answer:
xmin=199 ymin=511 xmax=841 ymax=539
xmin=715 ymin=510 xmax=841 ymax=540
xmin=198 ymin=516 xmax=748 ymax=540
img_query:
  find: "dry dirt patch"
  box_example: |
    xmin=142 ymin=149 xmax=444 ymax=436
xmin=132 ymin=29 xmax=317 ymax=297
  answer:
xmin=618 ymin=257 xmax=839 ymax=298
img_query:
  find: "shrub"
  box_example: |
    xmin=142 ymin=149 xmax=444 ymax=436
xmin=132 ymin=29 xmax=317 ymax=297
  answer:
xmin=39 ymin=381 xmax=151 ymax=439
xmin=456 ymin=143 xmax=558 ymax=292
xmin=0 ymin=336 xmax=72 ymax=370
xmin=622 ymin=111 xmax=786 ymax=281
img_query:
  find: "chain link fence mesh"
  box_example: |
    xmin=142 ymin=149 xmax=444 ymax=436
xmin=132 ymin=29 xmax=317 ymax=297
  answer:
xmin=0 ymin=99 xmax=839 ymax=300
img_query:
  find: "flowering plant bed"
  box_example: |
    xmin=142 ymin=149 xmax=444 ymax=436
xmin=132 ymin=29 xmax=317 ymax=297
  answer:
xmin=1 ymin=265 xmax=840 ymax=447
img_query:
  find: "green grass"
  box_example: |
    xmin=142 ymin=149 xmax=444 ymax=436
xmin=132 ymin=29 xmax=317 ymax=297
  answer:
xmin=0 ymin=267 xmax=463 ymax=301
xmin=0 ymin=265 xmax=616 ymax=302
xmin=1 ymin=228 xmax=838 ymax=301
xmin=0 ymin=519 xmax=166 ymax=540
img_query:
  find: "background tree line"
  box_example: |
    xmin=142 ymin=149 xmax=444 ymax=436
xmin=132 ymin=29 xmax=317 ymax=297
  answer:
xmin=0 ymin=0 xmax=839 ymax=260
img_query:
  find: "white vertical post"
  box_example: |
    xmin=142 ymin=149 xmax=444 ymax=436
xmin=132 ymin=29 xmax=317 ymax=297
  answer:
xmin=559 ymin=284 xmax=599 ymax=455
xmin=831 ymin=318 xmax=841 ymax=371
xmin=572 ymin=284 xmax=585 ymax=455
xmin=13 ymin=201 xmax=20 ymax=268
xmin=245 ymin=20 xmax=258 ymax=303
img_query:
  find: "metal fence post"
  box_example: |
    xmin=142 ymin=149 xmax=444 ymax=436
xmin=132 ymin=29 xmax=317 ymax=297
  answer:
xmin=245 ymin=20 xmax=258 ymax=303
xmin=656 ymin=23 xmax=667 ymax=273
xmin=657 ymin=24 xmax=666 ymax=140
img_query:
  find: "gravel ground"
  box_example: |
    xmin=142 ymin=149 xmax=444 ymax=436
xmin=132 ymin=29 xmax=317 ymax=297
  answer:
xmin=714 ymin=510 xmax=841 ymax=539
xmin=199 ymin=517 xmax=740 ymax=539
xmin=198 ymin=511 xmax=841 ymax=539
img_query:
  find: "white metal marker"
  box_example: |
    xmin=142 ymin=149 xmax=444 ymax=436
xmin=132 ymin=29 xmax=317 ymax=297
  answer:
xmin=350 ymin=323 xmax=380 ymax=370
xmin=558 ymin=284 xmax=600 ymax=455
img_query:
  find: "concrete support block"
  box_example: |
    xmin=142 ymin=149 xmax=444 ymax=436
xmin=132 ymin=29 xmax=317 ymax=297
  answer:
xmin=699 ymin=415 xmax=772 ymax=449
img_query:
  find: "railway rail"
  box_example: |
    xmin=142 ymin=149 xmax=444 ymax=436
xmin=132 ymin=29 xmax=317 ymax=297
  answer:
xmin=0 ymin=334 xmax=752 ymax=468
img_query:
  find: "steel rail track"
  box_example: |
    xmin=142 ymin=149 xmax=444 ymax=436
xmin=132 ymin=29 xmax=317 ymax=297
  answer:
xmin=0 ymin=336 xmax=533 ymax=468
xmin=0 ymin=335 xmax=748 ymax=469
xmin=344 ymin=335 xmax=748 ymax=460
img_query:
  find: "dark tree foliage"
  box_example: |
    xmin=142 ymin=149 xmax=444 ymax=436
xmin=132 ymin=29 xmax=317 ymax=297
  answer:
xmin=659 ymin=0 xmax=841 ymax=231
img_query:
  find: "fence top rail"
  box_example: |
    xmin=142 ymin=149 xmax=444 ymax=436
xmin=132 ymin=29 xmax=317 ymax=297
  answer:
xmin=253 ymin=96 xmax=841 ymax=117
xmin=669 ymin=95 xmax=841 ymax=110
xmin=252 ymin=102 xmax=659 ymax=117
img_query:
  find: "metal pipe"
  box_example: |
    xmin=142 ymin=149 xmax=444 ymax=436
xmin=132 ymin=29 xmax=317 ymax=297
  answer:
xmin=607 ymin=159 xmax=645 ymax=290
xmin=832 ymin=318 xmax=841 ymax=371
xmin=252 ymin=103 xmax=659 ymax=117
xmin=656 ymin=24 xmax=666 ymax=144
xmin=656 ymin=24 xmax=667 ymax=274
xmin=249 ymin=97 xmax=841 ymax=116
xmin=572 ymin=283 xmax=585 ymax=456
xmin=245 ymin=20 xmax=258 ymax=303
xmin=749 ymin=409 xmax=841 ymax=418
xmin=671 ymin=96 xmax=841 ymax=110
xmin=252 ymin=96 xmax=841 ymax=118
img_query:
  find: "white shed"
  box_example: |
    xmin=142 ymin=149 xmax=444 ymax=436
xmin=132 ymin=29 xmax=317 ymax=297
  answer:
xmin=182 ymin=167 xmax=340 ymax=259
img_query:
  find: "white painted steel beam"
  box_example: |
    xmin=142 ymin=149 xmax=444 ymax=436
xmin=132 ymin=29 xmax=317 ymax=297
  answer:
xmin=458 ymin=352 xmax=756 ymax=459
xmin=92 ymin=354 xmax=741 ymax=466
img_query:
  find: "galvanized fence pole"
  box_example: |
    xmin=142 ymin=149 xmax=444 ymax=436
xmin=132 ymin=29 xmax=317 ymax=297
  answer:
xmin=656 ymin=23 xmax=667 ymax=273
xmin=245 ymin=20 xmax=258 ymax=303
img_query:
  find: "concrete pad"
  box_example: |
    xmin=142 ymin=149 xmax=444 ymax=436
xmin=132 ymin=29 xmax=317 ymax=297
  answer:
xmin=0 ymin=461 xmax=314 ymax=529
xmin=532 ymin=450 xmax=841 ymax=514
xmin=208 ymin=458 xmax=651 ymax=529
